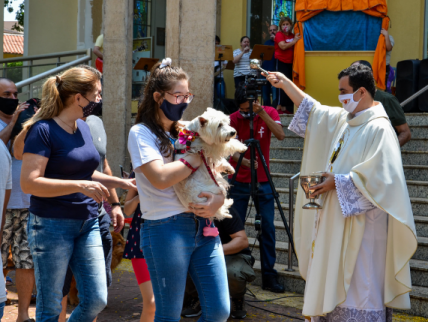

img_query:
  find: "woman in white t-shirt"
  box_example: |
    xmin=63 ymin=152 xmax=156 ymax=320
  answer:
xmin=232 ymin=36 xmax=257 ymax=91
xmin=127 ymin=58 xmax=230 ymax=322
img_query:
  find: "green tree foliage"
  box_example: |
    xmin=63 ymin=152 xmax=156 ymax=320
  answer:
xmin=4 ymin=0 xmax=24 ymax=32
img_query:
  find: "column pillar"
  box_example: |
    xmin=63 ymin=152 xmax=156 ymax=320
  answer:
xmin=103 ymin=0 xmax=133 ymax=176
xmin=166 ymin=0 xmax=217 ymax=120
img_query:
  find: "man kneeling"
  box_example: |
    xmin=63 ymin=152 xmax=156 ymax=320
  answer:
xmin=181 ymin=209 xmax=256 ymax=319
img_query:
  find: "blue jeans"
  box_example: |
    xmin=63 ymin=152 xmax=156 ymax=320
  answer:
xmin=261 ymin=77 xmax=277 ymax=107
xmin=142 ymin=213 xmax=230 ymax=322
xmin=0 ymin=301 xmax=4 ymax=320
xmin=27 ymin=214 xmax=107 ymax=322
xmin=215 ymin=78 xmax=225 ymax=99
xmin=62 ymin=213 xmax=113 ymax=296
xmin=228 ymin=181 xmax=277 ymax=276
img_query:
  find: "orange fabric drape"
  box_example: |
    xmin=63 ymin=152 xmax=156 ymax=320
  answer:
xmin=292 ymin=0 xmax=389 ymax=90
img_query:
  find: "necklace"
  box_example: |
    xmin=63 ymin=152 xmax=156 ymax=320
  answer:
xmin=56 ymin=117 xmax=76 ymax=134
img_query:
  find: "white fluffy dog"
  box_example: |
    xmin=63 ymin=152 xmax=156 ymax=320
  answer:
xmin=173 ymin=108 xmax=247 ymax=221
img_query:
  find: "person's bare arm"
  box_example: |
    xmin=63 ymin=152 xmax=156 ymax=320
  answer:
xmin=124 ymin=188 xmax=139 ymax=217
xmin=138 ymin=154 xmax=202 ymax=190
xmin=93 ymin=46 xmax=103 ymax=60
xmin=12 ymin=127 xmax=28 ymax=160
xmin=253 ymin=102 xmax=285 ymax=140
xmin=381 ymin=29 xmax=393 ymax=52
xmin=0 ymin=102 xmax=29 ymax=145
xmin=21 ymin=153 xmax=109 ymax=202
xmin=277 ymin=34 xmax=301 ymax=51
xmin=222 ymin=230 xmax=249 ymax=255
xmin=233 ymin=49 xmax=248 ymax=64
xmin=0 ymin=190 xmax=11 ymax=242
xmin=264 ymin=71 xmax=306 ymax=108
xmin=102 ymin=158 xmax=125 ymax=232
xmin=91 ymin=170 xmax=136 ymax=191
xmin=232 ymin=152 xmax=258 ymax=169
xmin=103 ymin=159 xmax=121 ymax=204
xmin=395 ymin=123 xmax=411 ymax=147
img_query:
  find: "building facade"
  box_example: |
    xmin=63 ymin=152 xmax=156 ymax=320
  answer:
xmin=3 ymin=0 xmax=427 ymax=174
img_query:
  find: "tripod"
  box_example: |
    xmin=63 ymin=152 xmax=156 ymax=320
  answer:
xmin=229 ymin=88 xmax=295 ymax=275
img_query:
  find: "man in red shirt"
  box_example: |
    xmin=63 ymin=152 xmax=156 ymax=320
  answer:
xmin=229 ymin=83 xmax=286 ymax=293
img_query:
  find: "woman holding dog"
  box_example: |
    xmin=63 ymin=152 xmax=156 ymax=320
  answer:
xmin=19 ymin=66 xmax=137 ymax=322
xmin=127 ymin=58 xmax=230 ymax=322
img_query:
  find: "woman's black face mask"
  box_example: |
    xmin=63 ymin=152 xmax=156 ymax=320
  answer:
xmin=79 ymin=96 xmax=103 ymax=117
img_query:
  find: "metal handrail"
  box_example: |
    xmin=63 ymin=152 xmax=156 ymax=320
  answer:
xmin=15 ymin=49 xmax=92 ymax=99
xmin=287 ymin=172 xmax=300 ymax=271
xmin=0 ymin=62 xmax=67 ymax=70
xmin=0 ymin=49 xmax=89 ymax=64
xmin=400 ymin=84 xmax=428 ymax=107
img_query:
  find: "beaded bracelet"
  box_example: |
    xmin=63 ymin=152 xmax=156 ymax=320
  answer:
xmin=179 ymin=158 xmax=199 ymax=174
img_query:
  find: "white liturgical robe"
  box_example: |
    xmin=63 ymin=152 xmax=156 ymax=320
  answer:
xmin=288 ymin=95 xmax=417 ymax=320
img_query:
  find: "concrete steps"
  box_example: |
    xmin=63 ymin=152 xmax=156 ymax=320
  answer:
xmin=249 ymin=186 xmax=428 ymax=217
xmin=270 ymin=147 xmax=428 ymax=166
xmin=269 ymin=159 xmax=428 ymax=181
xmin=269 ymin=173 xmax=428 ymax=199
xmin=250 ymin=260 xmax=428 ymax=318
xmin=248 ymin=237 xmax=428 ymax=284
xmin=271 ymin=134 xmax=428 ymax=151
xmin=246 ymin=213 xmax=428 ymax=239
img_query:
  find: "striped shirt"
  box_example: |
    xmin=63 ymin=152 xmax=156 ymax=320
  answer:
xmin=233 ymin=49 xmax=257 ymax=78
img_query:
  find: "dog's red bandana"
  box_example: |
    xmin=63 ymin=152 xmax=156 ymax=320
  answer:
xmin=178 ymin=129 xmax=199 ymax=151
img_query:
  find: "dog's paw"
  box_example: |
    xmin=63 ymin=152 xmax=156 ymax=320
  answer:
xmin=224 ymin=168 xmax=235 ymax=175
xmin=238 ymin=145 xmax=248 ymax=153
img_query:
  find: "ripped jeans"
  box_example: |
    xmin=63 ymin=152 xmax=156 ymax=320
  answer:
xmin=142 ymin=213 xmax=230 ymax=322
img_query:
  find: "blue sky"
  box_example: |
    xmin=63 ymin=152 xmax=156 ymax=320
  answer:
xmin=4 ymin=0 xmax=21 ymax=21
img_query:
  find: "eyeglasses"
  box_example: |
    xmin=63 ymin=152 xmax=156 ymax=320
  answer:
xmin=166 ymin=92 xmax=194 ymax=104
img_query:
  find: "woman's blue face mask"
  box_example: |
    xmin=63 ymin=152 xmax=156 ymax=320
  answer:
xmin=159 ymin=99 xmax=188 ymax=122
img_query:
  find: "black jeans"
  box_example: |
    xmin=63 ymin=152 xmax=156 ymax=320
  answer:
xmin=276 ymin=60 xmax=294 ymax=113
xmin=234 ymin=76 xmax=247 ymax=92
xmin=62 ymin=214 xmax=113 ymax=297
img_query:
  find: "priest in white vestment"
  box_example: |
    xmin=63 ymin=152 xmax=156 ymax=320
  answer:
xmin=264 ymin=65 xmax=417 ymax=321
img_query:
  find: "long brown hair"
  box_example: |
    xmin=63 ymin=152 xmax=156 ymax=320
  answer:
xmin=23 ymin=66 xmax=101 ymax=131
xmin=135 ymin=62 xmax=189 ymax=157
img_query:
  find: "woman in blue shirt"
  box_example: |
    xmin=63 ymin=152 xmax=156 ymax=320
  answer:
xmin=20 ymin=66 xmax=136 ymax=322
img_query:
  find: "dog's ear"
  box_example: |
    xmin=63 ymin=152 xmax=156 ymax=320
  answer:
xmin=199 ymin=116 xmax=208 ymax=127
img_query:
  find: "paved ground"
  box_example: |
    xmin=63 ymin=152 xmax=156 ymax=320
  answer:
xmin=3 ymin=259 xmax=428 ymax=321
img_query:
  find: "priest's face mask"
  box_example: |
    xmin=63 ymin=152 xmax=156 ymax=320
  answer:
xmin=338 ymin=76 xmax=366 ymax=113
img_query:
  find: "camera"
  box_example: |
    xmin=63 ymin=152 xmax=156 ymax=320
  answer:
xmin=243 ymin=75 xmax=269 ymax=100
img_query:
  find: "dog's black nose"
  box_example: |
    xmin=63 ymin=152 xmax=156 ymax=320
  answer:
xmin=230 ymin=131 xmax=236 ymax=136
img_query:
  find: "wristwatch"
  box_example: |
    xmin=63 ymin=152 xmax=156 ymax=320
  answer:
xmin=111 ymin=202 xmax=121 ymax=208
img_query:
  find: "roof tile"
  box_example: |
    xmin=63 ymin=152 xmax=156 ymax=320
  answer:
xmin=3 ymin=34 xmax=24 ymax=55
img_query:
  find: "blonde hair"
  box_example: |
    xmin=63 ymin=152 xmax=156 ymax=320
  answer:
xmin=23 ymin=66 xmax=101 ymax=131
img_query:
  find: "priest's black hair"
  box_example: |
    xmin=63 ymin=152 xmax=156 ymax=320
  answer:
xmin=351 ymin=60 xmax=373 ymax=72
xmin=338 ymin=65 xmax=376 ymax=98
